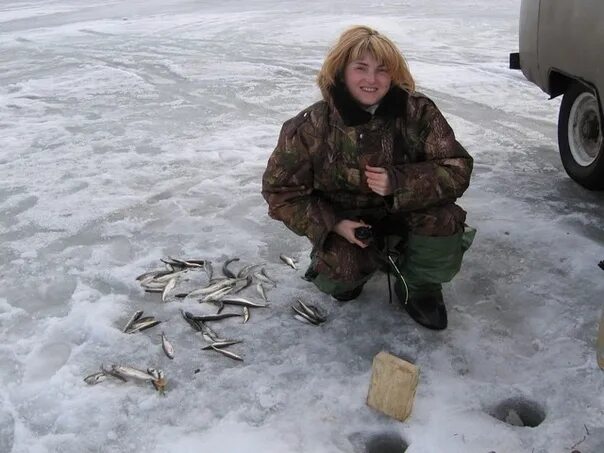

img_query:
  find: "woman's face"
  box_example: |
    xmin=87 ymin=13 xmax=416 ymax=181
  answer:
xmin=343 ymin=52 xmax=392 ymax=107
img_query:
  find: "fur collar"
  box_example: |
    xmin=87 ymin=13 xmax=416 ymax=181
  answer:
xmin=329 ymin=83 xmax=408 ymax=127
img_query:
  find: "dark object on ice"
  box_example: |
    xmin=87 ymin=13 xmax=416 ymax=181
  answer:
xmin=396 ymin=285 xmax=447 ymax=330
xmin=333 ymin=285 xmax=363 ymax=302
xmin=598 ymin=260 xmax=604 ymax=270
xmin=354 ymin=226 xmax=372 ymax=241
xmin=488 ymin=397 xmax=546 ymax=427
xmin=365 ymin=431 xmax=408 ymax=453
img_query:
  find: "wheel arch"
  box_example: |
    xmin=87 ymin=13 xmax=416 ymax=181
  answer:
xmin=548 ymin=69 xmax=603 ymax=124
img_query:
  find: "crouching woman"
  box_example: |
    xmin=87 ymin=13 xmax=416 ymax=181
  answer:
xmin=262 ymin=25 xmax=475 ymax=330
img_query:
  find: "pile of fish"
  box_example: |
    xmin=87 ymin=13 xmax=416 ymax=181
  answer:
xmin=291 ymin=298 xmax=327 ymax=326
xmin=84 ymin=253 xmax=328 ymax=393
xmin=84 ymin=365 xmax=167 ymax=394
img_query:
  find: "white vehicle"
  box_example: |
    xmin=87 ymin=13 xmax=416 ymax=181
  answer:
xmin=510 ymin=0 xmax=604 ymax=190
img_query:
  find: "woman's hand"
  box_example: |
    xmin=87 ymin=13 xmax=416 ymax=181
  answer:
xmin=333 ymin=219 xmax=370 ymax=248
xmin=365 ymin=165 xmax=393 ymax=196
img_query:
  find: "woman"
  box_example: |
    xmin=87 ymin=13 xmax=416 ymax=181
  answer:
xmin=262 ymin=26 xmax=474 ymax=330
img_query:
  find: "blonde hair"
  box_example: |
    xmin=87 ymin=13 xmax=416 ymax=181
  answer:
xmin=317 ymin=25 xmax=415 ymax=99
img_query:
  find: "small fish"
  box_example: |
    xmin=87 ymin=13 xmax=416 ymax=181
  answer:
xmin=210 ymin=345 xmax=243 ymax=361
xmin=187 ymin=279 xmax=236 ymax=298
xmin=294 ymin=314 xmax=316 ymax=325
xmin=126 ymin=319 xmax=161 ymax=334
xmin=256 ymin=282 xmax=268 ymax=302
xmin=242 ymin=306 xmax=250 ymax=324
xmin=136 ymin=270 xmax=171 ymax=282
xmin=84 ymin=371 xmax=107 ymax=385
xmin=201 ymin=340 xmax=242 ymax=350
xmin=237 ymin=263 xmax=264 ymax=279
xmin=123 ymin=310 xmax=144 ymax=333
xmin=181 ymin=309 xmax=203 ymax=332
xmin=161 ymin=332 xmax=175 ymax=359
xmin=111 ymin=365 xmax=155 ymax=381
xmin=292 ymin=305 xmax=320 ymax=325
xmin=253 ymin=268 xmax=277 ymax=286
xmin=204 ymin=261 xmax=214 ymax=280
xmin=202 ymin=285 xmax=235 ymax=302
xmin=222 ymin=257 xmax=240 ymax=278
xmin=101 ymin=364 xmax=128 ymax=382
xmin=191 ymin=312 xmax=242 ymax=322
xmin=152 ymin=370 xmax=167 ymax=395
xmin=279 ymin=254 xmax=297 ymax=270
xmin=162 ymin=277 xmax=177 ymax=302
xmin=297 ymin=299 xmax=327 ymax=323
xmin=221 ymin=297 xmax=268 ymax=308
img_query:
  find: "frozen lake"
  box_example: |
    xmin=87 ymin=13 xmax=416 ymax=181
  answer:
xmin=1 ymin=1 xmax=603 ymax=452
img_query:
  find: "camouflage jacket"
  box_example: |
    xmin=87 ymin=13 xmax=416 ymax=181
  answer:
xmin=262 ymin=84 xmax=473 ymax=249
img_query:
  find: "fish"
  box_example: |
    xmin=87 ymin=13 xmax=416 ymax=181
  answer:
xmin=237 ymin=263 xmax=264 ymax=279
xmin=161 ymin=277 xmax=177 ymax=302
xmin=187 ymin=278 xmax=237 ymax=298
xmin=210 ymin=345 xmax=243 ymax=361
xmin=101 ymin=364 xmax=128 ymax=382
xmin=253 ymin=268 xmax=277 ymax=287
xmin=111 ymin=365 xmax=155 ymax=381
xmin=152 ymin=370 xmax=167 ymax=395
xmin=231 ymin=275 xmax=253 ymax=294
xmin=204 ymin=261 xmax=214 ymax=280
xmin=202 ymin=285 xmax=235 ymax=302
xmin=136 ymin=270 xmax=172 ymax=282
xmin=242 ymin=306 xmax=250 ymax=324
xmin=201 ymin=340 xmax=242 ymax=350
xmin=152 ymin=269 xmax=188 ymax=284
xmin=297 ymin=299 xmax=327 ymax=323
xmin=256 ymin=283 xmax=268 ymax=302
xmin=294 ymin=314 xmax=316 ymax=325
xmin=126 ymin=319 xmax=161 ymax=334
xmin=221 ymin=297 xmax=268 ymax=308
xmin=84 ymin=371 xmax=107 ymax=385
xmin=191 ymin=312 xmax=242 ymax=322
xmin=181 ymin=309 xmax=203 ymax=332
xmin=200 ymin=321 xmax=227 ymax=343
xmin=161 ymin=332 xmax=175 ymax=359
xmin=292 ymin=305 xmax=320 ymax=325
xmin=222 ymin=257 xmax=240 ymax=279
xmin=279 ymin=254 xmax=297 ymax=270
xmin=123 ymin=310 xmax=144 ymax=333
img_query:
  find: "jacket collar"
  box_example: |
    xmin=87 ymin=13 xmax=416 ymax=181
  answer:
xmin=329 ymin=83 xmax=408 ymax=127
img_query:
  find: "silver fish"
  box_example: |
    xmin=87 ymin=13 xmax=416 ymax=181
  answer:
xmin=181 ymin=309 xmax=203 ymax=332
xmin=101 ymin=364 xmax=128 ymax=382
xmin=292 ymin=305 xmax=320 ymax=325
xmin=210 ymin=345 xmax=243 ymax=361
xmin=136 ymin=270 xmax=171 ymax=282
xmin=204 ymin=261 xmax=214 ymax=281
xmin=221 ymin=297 xmax=268 ymax=308
xmin=111 ymin=365 xmax=155 ymax=381
xmin=237 ymin=263 xmax=264 ymax=279
xmin=126 ymin=319 xmax=161 ymax=334
xmin=187 ymin=278 xmax=236 ymax=298
xmin=256 ymin=283 xmax=268 ymax=302
xmin=161 ymin=332 xmax=175 ymax=359
xmin=202 ymin=285 xmax=235 ymax=302
xmin=191 ymin=312 xmax=242 ymax=322
xmin=297 ymin=299 xmax=327 ymax=323
xmin=153 ymin=269 xmax=188 ymax=284
xmin=123 ymin=310 xmax=144 ymax=333
xmin=279 ymin=254 xmax=297 ymax=270
xmin=201 ymin=340 xmax=242 ymax=350
xmin=162 ymin=277 xmax=177 ymax=302
xmin=222 ymin=257 xmax=240 ymax=278
xmin=84 ymin=371 xmax=107 ymax=385
xmin=294 ymin=314 xmax=316 ymax=325
xmin=242 ymin=306 xmax=250 ymax=324
xmin=253 ymin=268 xmax=277 ymax=286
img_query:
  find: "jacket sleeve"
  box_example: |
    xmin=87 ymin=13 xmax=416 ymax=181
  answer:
xmin=261 ymin=115 xmax=337 ymax=249
xmin=387 ymin=98 xmax=473 ymax=212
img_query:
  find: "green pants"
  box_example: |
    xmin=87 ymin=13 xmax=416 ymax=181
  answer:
xmin=305 ymin=204 xmax=475 ymax=298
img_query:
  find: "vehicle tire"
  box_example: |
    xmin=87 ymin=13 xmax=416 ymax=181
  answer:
xmin=558 ymin=81 xmax=604 ymax=190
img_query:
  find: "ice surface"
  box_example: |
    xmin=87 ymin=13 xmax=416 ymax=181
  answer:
xmin=1 ymin=0 xmax=603 ymax=452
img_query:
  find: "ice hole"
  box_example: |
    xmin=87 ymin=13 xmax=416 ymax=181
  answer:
xmin=488 ymin=397 xmax=546 ymax=427
xmin=365 ymin=431 xmax=408 ymax=453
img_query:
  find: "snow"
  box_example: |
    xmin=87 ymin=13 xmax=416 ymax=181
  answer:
xmin=1 ymin=0 xmax=603 ymax=452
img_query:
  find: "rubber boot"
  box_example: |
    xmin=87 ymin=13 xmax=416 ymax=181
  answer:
xmin=393 ymin=226 xmax=475 ymax=330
